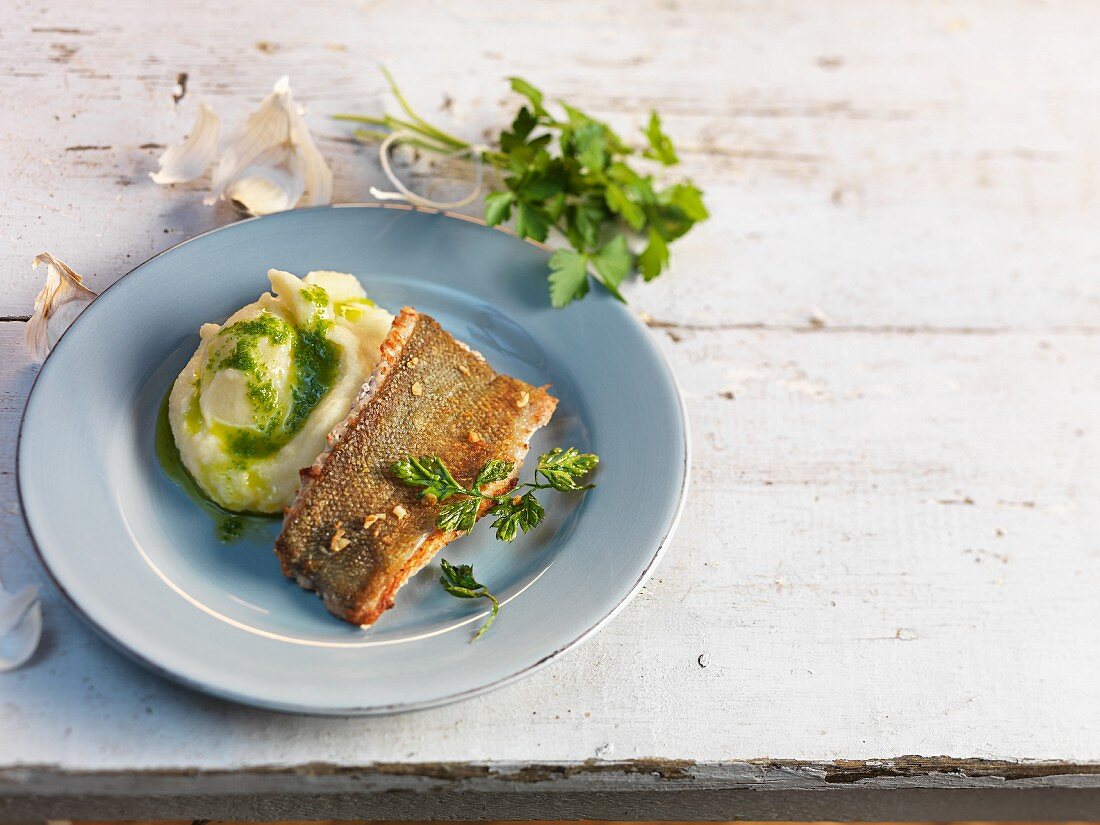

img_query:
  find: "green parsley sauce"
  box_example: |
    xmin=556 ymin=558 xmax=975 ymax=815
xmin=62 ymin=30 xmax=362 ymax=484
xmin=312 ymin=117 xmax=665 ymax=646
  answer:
xmin=207 ymin=311 xmax=289 ymax=435
xmin=163 ymin=284 xmax=349 ymax=530
xmin=154 ymin=391 xmax=278 ymax=542
xmin=196 ymin=296 xmax=342 ymax=461
xmin=298 ymin=284 xmax=330 ymax=307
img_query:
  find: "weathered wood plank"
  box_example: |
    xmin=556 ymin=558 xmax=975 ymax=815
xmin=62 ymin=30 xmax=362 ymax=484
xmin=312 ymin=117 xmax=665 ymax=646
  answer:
xmin=1 ymin=0 xmax=1099 ymax=327
xmin=2 ymin=320 xmax=1097 ymax=771
xmin=3 ymin=761 xmax=1100 ymax=820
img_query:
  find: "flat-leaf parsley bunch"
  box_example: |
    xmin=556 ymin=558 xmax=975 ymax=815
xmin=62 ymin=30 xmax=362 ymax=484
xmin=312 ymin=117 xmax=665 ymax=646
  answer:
xmin=336 ymin=73 xmax=707 ymax=307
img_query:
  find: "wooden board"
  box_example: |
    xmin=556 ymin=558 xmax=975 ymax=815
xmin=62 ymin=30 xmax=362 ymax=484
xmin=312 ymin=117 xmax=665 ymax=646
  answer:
xmin=1 ymin=0 xmax=1098 ymax=819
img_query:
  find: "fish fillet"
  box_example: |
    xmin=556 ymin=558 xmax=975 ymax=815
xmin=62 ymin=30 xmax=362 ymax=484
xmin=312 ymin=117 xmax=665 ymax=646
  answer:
xmin=275 ymin=307 xmax=558 ymax=626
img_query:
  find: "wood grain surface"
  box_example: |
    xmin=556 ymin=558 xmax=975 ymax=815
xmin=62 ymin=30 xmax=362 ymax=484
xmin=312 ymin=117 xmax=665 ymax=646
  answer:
xmin=0 ymin=0 xmax=1098 ymax=820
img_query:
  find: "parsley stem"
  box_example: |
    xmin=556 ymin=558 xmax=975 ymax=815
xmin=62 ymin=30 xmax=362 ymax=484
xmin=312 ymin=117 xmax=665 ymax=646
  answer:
xmin=472 ymin=592 xmax=500 ymax=641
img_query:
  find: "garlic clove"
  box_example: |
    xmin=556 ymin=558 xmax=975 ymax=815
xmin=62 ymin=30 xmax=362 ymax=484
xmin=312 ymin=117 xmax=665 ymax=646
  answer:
xmin=223 ymin=145 xmax=306 ymax=215
xmin=150 ymin=101 xmax=221 ymax=184
xmin=0 ymin=583 xmax=41 ymax=673
xmin=207 ymin=76 xmax=332 ymax=215
xmin=26 ymin=252 xmax=97 ymax=361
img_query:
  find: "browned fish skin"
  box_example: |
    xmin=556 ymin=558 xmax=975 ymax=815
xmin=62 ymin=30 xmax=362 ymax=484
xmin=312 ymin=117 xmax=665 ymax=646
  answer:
xmin=275 ymin=307 xmax=558 ymax=626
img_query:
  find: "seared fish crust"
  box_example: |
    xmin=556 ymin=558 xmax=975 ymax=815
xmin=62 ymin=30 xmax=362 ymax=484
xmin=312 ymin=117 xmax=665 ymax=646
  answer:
xmin=275 ymin=307 xmax=558 ymax=626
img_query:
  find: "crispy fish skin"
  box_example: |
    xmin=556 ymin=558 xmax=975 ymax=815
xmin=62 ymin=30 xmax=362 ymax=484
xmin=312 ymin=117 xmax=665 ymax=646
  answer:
xmin=275 ymin=307 xmax=558 ymax=626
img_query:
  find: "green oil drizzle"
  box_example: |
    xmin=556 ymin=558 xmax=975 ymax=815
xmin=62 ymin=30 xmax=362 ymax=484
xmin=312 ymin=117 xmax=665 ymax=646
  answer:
xmin=155 ymin=391 xmax=279 ymax=543
xmin=334 ymin=296 xmax=376 ymax=321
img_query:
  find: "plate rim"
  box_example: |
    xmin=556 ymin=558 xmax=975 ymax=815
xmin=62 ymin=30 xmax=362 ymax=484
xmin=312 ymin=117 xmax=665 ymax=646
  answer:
xmin=16 ymin=203 xmax=691 ymax=715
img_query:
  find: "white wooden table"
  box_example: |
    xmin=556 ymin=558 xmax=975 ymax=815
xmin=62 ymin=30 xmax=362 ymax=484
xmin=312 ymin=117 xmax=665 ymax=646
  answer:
xmin=2 ymin=0 xmax=1099 ymax=820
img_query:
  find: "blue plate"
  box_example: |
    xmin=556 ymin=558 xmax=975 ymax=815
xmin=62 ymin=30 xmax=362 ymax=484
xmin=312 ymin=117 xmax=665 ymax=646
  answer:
xmin=18 ymin=205 xmax=688 ymax=714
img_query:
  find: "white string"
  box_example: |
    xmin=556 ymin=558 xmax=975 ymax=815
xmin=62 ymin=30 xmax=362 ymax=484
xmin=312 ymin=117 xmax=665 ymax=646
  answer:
xmin=369 ymin=132 xmax=490 ymax=209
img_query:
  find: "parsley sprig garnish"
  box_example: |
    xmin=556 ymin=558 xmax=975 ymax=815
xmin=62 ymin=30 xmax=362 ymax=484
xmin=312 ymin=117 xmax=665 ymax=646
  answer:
xmin=391 ymin=447 xmax=599 ymax=641
xmin=336 ymin=72 xmax=707 ymax=307
xmin=391 ymin=447 xmax=598 ymax=541
xmin=438 ymin=559 xmax=499 ymax=641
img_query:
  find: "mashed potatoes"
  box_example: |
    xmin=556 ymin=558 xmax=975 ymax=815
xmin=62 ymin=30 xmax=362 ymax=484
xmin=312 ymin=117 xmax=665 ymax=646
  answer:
xmin=169 ymin=269 xmax=393 ymax=513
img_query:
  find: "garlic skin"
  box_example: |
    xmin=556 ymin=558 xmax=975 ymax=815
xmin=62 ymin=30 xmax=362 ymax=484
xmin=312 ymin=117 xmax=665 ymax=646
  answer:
xmin=26 ymin=253 xmax=97 ymax=361
xmin=206 ymin=76 xmax=333 ymax=215
xmin=0 ymin=578 xmax=41 ymax=673
xmin=150 ymin=101 xmax=221 ymax=184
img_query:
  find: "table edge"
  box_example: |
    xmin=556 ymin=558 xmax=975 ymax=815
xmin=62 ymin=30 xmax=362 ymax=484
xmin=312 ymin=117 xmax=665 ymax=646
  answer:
xmin=3 ymin=757 xmax=1100 ymax=820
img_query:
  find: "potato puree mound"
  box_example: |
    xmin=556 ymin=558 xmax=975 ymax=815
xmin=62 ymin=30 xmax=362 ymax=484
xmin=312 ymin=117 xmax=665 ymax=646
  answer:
xmin=168 ymin=269 xmax=394 ymax=513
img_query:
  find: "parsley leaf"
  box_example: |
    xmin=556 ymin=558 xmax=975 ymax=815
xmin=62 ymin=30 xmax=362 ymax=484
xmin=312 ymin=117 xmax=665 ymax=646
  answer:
xmin=500 ymin=107 xmax=540 ymax=154
xmin=390 ymin=455 xmax=465 ymax=502
xmin=508 ymin=77 xmax=549 ymax=120
xmin=439 ymin=559 xmax=499 ymax=641
xmin=484 ymin=191 xmax=514 ymax=226
xmin=574 ymin=122 xmax=609 ymax=172
xmin=515 ymin=201 xmax=551 ymax=243
xmin=643 ymin=111 xmax=679 ymax=165
xmin=569 ymin=199 xmax=605 ymax=249
xmin=490 ymin=492 xmax=546 ymax=542
xmin=604 ymin=182 xmax=646 ymax=231
xmin=665 ymin=180 xmax=709 ymax=222
xmin=608 ymin=161 xmax=656 ymax=204
xmin=440 ymin=558 xmax=480 ymax=592
xmin=537 ymin=447 xmax=600 ymax=491
xmin=637 ymin=229 xmax=670 ymax=282
xmin=438 ymin=496 xmax=481 ymax=533
xmin=475 ymin=459 xmax=515 ymax=491
xmin=548 ymin=249 xmax=590 ymax=308
xmin=590 ymin=234 xmax=632 ymax=298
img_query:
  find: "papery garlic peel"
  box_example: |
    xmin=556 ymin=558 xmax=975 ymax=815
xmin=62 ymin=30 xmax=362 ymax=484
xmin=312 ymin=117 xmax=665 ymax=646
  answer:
xmin=150 ymin=101 xmax=221 ymax=184
xmin=26 ymin=253 xmax=96 ymax=361
xmin=0 ymin=577 xmax=41 ymax=673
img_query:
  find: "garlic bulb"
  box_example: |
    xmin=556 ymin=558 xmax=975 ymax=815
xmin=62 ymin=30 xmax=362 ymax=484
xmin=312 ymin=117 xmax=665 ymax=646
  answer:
xmin=206 ymin=76 xmax=333 ymax=215
xmin=150 ymin=101 xmax=221 ymax=184
xmin=0 ymin=577 xmax=41 ymax=673
xmin=26 ymin=252 xmax=97 ymax=361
